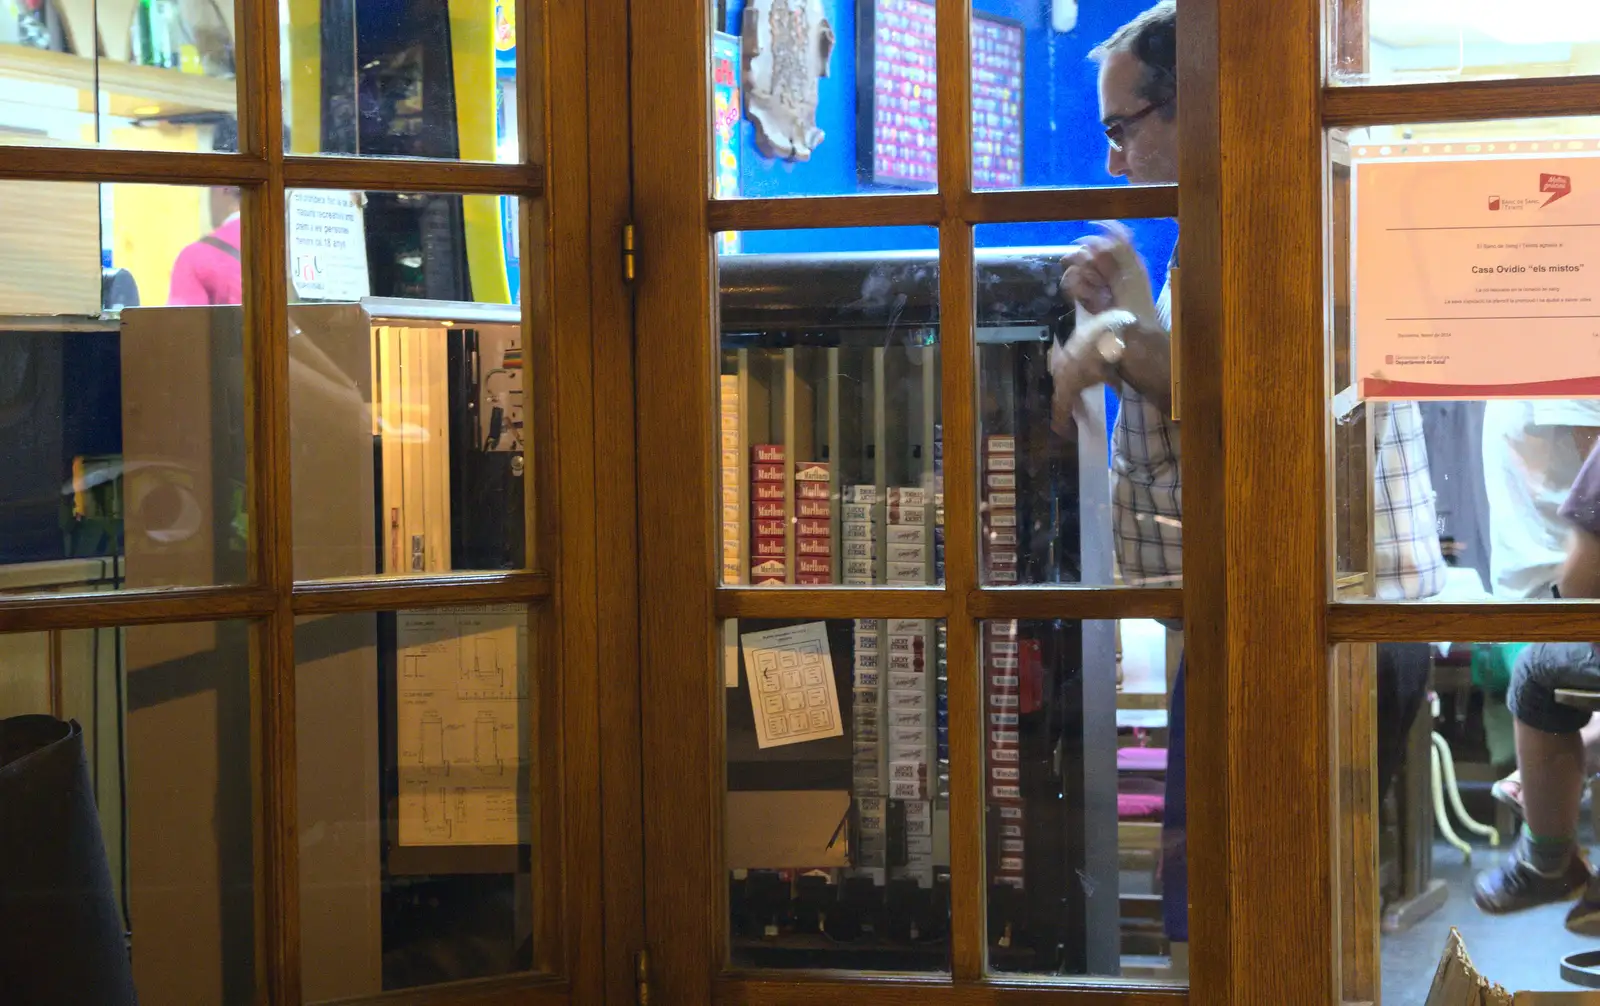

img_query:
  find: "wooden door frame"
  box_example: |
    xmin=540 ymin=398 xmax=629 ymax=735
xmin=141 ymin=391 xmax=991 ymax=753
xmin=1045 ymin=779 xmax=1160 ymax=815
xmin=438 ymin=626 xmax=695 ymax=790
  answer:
xmin=0 ymin=0 xmax=639 ymax=1001
xmin=626 ymin=0 xmax=1320 ymax=1004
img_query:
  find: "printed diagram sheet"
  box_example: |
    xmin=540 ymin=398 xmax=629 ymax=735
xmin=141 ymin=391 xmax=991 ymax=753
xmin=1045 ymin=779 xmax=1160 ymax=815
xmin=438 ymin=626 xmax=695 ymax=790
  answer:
xmin=742 ymin=622 xmax=844 ymax=749
xmin=396 ymin=606 xmax=529 ymax=846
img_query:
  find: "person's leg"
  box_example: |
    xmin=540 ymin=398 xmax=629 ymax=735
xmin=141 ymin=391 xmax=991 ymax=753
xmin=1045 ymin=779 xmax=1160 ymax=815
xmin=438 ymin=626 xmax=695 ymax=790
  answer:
xmin=1161 ymin=655 xmax=1187 ymax=943
xmin=1475 ymin=642 xmax=1596 ymax=917
xmin=1375 ymin=642 xmax=1432 ymax=805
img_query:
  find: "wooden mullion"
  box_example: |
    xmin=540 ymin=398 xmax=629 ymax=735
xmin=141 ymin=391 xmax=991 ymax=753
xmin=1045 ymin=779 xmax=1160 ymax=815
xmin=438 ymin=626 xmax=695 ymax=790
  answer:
xmin=962 ymin=185 xmax=1179 ymax=225
xmin=0 ymin=147 xmax=268 ymax=185
xmin=714 ymin=976 xmax=1186 ymax=1005
xmin=1329 ymin=601 xmax=1600 ymax=642
xmin=967 ymin=587 xmax=1183 ymax=621
xmin=1181 ymin=0 xmax=1330 ymax=1001
xmin=283 ymin=156 xmax=541 ymax=196
xmin=630 ymin=0 xmax=720 ymax=994
xmin=237 ymin=0 xmax=297 ymax=992
xmin=707 ymin=193 xmax=943 ymax=233
xmin=309 ymin=974 xmax=571 ymax=1006
xmin=0 ymin=585 xmax=274 ymax=632
xmin=1323 ymin=75 xmax=1600 ymax=128
xmin=583 ymin=0 xmax=647 ymax=999
xmin=290 ymin=572 xmax=553 ymax=613
xmin=714 ymin=587 xmax=951 ymax=619
xmin=935 ymin=0 xmax=978 ymax=979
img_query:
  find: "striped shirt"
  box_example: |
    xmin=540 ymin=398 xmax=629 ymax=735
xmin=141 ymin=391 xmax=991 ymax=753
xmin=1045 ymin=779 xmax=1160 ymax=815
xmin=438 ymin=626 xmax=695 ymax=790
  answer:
xmin=1109 ymin=274 xmax=1445 ymax=600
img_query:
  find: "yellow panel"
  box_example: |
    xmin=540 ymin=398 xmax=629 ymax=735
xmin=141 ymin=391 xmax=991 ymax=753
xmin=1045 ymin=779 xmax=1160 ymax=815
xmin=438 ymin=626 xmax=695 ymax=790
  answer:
xmin=448 ymin=0 xmax=511 ymax=304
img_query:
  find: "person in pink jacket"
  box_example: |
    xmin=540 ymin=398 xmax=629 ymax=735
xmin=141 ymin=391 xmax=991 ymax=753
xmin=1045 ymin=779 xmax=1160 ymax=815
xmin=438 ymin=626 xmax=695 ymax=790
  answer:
xmin=167 ymin=185 xmax=242 ymax=306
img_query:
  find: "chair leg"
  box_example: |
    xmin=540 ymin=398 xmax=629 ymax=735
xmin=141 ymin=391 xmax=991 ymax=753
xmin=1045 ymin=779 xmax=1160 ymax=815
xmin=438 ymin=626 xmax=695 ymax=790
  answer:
xmin=1431 ymin=743 xmax=1473 ymax=863
xmin=1432 ymin=732 xmax=1501 ymax=847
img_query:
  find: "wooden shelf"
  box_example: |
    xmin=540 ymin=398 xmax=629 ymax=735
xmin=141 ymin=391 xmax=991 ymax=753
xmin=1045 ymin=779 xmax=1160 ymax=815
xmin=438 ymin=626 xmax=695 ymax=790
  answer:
xmin=0 ymin=42 xmax=235 ymax=118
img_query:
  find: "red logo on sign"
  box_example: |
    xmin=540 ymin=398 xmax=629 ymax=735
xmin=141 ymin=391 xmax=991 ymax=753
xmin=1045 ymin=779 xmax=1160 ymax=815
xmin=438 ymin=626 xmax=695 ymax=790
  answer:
xmin=1542 ymin=173 xmax=1572 ymax=206
xmin=1488 ymin=196 xmax=1501 ymax=211
xmin=1385 ymin=355 xmax=1395 ymax=365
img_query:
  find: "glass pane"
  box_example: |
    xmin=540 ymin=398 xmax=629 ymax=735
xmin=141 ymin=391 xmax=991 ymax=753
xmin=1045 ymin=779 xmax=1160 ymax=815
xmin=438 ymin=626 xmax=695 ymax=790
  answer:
xmin=712 ymin=0 xmax=937 ymax=197
xmin=297 ymin=605 xmax=537 ymax=998
xmin=712 ymin=0 xmax=1182 ymax=197
xmin=1328 ymin=121 xmax=1600 ymax=601
xmin=724 ymin=616 xmax=950 ymax=970
xmin=972 ymin=0 xmax=1180 ymax=190
xmin=0 ymin=181 xmax=248 ymax=595
xmin=1330 ymin=0 xmax=1600 ymax=86
xmin=287 ymin=189 xmax=529 ymax=580
xmin=1331 ymin=639 xmax=1600 ymax=1000
xmin=716 ymin=226 xmax=941 ymax=588
xmin=983 ymin=618 xmax=1185 ymax=982
xmin=0 ymin=4 xmax=239 ymax=151
xmin=280 ymin=0 xmax=525 ymax=160
xmin=0 ymin=619 xmax=255 ymax=1004
xmin=974 ymin=219 xmax=1178 ymax=586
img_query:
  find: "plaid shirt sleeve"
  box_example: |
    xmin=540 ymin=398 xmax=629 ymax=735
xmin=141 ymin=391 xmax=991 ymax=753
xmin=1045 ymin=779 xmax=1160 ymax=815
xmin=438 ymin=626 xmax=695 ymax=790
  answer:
xmin=1371 ymin=401 xmax=1446 ymax=600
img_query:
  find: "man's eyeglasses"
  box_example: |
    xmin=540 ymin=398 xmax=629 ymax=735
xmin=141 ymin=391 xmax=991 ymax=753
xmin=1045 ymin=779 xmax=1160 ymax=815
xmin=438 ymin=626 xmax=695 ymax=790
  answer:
xmin=1103 ymin=99 xmax=1171 ymax=152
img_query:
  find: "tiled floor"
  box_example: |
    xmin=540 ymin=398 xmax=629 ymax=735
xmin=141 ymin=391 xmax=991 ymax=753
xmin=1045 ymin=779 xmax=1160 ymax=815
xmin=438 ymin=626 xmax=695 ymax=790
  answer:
xmin=1381 ymin=840 xmax=1600 ymax=1003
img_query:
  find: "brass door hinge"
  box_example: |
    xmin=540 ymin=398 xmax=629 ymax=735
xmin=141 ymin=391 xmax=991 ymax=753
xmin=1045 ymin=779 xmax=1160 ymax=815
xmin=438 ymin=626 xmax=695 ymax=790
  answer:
xmin=622 ymin=222 xmax=637 ymax=284
xmin=634 ymin=947 xmax=651 ymax=1006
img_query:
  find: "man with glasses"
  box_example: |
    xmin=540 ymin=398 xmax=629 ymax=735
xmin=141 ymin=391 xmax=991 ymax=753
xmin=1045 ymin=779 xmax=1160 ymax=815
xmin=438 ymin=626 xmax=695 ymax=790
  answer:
xmin=1050 ymin=0 xmax=1447 ymax=954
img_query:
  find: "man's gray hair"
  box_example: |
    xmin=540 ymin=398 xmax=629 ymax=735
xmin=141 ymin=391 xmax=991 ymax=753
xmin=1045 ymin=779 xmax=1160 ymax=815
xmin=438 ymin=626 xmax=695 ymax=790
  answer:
xmin=1091 ymin=1 xmax=1177 ymax=112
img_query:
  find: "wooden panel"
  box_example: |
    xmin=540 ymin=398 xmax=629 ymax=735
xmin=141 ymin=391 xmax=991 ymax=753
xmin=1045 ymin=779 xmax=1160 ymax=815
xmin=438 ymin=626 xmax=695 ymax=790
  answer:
xmin=292 ymin=573 xmax=553 ymax=613
xmin=1180 ymin=2 xmax=1331 ymax=1006
xmin=0 ymin=586 xmax=273 ymax=632
xmin=0 ymin=180 xmax=100 ymax=315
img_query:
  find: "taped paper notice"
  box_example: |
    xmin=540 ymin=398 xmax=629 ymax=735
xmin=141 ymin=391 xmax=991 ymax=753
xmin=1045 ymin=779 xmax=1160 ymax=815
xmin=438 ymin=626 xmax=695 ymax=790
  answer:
xmin=742 ymin=622 xmax=844 ymax=748
xmin=396 ymin=605 xmax=529 ymax=846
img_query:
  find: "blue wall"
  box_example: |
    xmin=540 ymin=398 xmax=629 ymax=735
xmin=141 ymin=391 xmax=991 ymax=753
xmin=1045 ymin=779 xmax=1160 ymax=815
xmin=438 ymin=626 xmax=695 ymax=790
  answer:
xmin=723 ymin=0 xmax=1178 ymax=274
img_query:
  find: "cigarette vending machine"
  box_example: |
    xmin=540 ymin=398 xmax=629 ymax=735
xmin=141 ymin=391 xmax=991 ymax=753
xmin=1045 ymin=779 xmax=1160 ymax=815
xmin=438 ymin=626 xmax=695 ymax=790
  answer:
xmin=719 ymin=248 xmax=1120 ymax=974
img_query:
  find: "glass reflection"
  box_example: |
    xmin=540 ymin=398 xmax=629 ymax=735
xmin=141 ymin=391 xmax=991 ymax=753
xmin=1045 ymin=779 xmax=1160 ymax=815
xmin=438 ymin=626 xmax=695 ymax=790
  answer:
xmin=724 ymin=616 xmax=951 ymax=972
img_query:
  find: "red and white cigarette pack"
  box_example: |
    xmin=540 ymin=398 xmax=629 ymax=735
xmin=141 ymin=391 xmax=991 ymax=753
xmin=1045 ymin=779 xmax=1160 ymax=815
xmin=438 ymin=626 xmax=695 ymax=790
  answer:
xmin=792 ymin=463 xmax=832 ymax=583
xmin=751 ymin=444 xmax=789 ymax=583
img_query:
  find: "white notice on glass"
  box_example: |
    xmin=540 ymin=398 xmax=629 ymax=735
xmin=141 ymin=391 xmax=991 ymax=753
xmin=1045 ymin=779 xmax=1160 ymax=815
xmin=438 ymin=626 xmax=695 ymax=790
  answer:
xmin=742 ymin=622 xmax=844 ymax=749
xmin=396 ymin=605 xmax=529 ymax=846
xmin=288 ymin=190 xmax=371 ymax=301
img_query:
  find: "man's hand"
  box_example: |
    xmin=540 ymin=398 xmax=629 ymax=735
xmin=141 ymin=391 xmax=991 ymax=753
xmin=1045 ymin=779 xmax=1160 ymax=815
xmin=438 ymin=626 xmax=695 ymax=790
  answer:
xmin=1048 ymin=332 xmax=1105 ymax=438
xmin=1060 ymin=221 xmax=1158 ymax=326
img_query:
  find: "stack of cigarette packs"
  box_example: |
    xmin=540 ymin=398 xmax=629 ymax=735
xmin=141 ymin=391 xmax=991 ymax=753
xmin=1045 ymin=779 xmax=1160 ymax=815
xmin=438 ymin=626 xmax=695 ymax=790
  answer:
xmin=982 ymin=436 xmax=1019 ymax=584
xmin=884 ymin=487 xmax=930 ymax=585
xmin=720 ymin=376 xmax=742 ymax=584
xmin=986 ymin=619 xmax=1025 ymax=890
xmin=841 ymin=486 xmax=878 ymax=585
xmin=750 ymin=443 xmax=788 ymax=585
xmin=794 ymin=461 xmax=832 ymax=584
xmin=853 ymin=618 xmax=884 ymax=875
xmin=886 ymin=618 xmax=935 ymax=886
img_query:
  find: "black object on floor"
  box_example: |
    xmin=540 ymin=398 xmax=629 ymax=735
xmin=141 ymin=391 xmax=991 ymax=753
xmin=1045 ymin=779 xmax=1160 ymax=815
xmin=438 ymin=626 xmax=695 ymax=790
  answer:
xmin=0 ymin=714 xmax=137 ymax=1005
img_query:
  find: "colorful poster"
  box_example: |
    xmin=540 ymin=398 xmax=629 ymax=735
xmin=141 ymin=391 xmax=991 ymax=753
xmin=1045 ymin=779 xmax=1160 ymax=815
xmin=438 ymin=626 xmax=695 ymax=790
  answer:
xmin=713 ymin=31 xmax=742 ymax=254
xmin=1353 ymin=140 xmax=1600 ymax=400
xmin=868 ymin=3 xmax=1023 ymax=189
